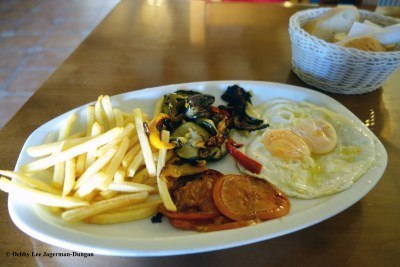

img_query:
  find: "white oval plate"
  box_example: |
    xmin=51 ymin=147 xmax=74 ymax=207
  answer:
xmin=8 ymin=81 xmax=387 ymax=256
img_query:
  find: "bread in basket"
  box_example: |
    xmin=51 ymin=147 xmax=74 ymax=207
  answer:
xmin=289 ymin=8 xmax=400 ymax=94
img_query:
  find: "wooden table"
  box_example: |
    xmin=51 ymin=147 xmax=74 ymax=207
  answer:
xmin=1 ymin=0 xmax=399 ymax=266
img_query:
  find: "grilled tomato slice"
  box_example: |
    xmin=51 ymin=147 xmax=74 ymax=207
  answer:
xmin=213 ymin=174 xmax=290 ymax=222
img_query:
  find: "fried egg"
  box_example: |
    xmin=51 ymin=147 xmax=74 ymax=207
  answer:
xmin=231 ymin=98 xmax=376 ymax=199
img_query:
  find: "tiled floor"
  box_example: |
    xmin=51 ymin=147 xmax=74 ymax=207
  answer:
xmin=0 ymin=0 xmax=120 ymax=128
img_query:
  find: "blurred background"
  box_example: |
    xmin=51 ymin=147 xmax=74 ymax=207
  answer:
xmin=0 ymin=0 xmax=385 ymax=129
xmin=0 ymin=0 xmax=120 ymax=128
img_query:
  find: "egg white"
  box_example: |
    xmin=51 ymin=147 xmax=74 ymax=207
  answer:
xmin=231 ymin=98 xmax=376 ymax=199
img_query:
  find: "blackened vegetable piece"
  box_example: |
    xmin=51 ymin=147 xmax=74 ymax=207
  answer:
xmin=244 ymin=102 xmax=265 ymax=125
xmin=233 ymin=116 xmax=267 ymax=131
xmin=221 ymin=85 xmax=268 ymax=131
xmin=221 ymin=85 xmax=252 ymax=104
xmin=162 ymin=90 xmax=216 ymax=127
xmin=151 ymin=212 xmax=163 ymax=223
xmin=162 ymin=93 xmax=186 ymax=125
xmin=174 ymin=90 xmax=201 ymax=97
xmin=185 ymin=94 xmax=215 ymax=120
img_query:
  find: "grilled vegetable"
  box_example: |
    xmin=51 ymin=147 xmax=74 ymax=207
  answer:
xmin=244 ymin=102 xmax=264 ymax=125
xmin=213 ymin=174 xmax=290 ymax=221
xmin=195 ymin=119 xmax=218 ymax=136
xmin=170 ymin=122 xmax=227 ymax=163
xmin=221 ymin=84 xmax=252 ymax=104
xmin=171 ymin=122 xmax=210 ymax=162
xmin=162 ymin=85 xmax=264 ymax=164
xmin=184 ymin=94 xmax=215 ymax=120
xmin=226 ymin=139 xmax=262 ymax=174
xmin=162 ymin=93 xmax=187 ymax=125
xmin=220 ymin=85 xmax=268 ymax=131
xmin=206 ymin=146 xmax=227 ymax=162
xmin=149 ymin=113 xmax=175 ymax=149
xmin=162 ymin=91 xmax=215 ymax=126
xmin=169 ymin=137 xmax=185 ymax=149
xmin=233 ymin=116 xmax=267 ymax=131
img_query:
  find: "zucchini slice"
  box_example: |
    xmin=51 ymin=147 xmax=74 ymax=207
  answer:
xmin=195 ymin=119 xmax=218 ymax=136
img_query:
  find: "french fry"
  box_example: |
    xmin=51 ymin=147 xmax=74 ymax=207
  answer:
xmin=74 ymin=147 xmax=117 ymax=189
xmin=53 ymin=115 xmax=76 ymax=189
xmin=52 ymin=162 xmax=65 ymax=189
xmin=26 ymin=136 xmax=91 ymax=158
xmin=127 ymin=132 xmax=139 ymax=150
xmin=22 ymin=127 xmax=123 ymax=172
xmin=95 ymin=95 xmax=106 ymax=128
xmin=62 ymin=158 xmax=76 ymax=197
xmin=123 ymin=114 xmax=134 ymax=127
xmin=114 ymin=109 xmax=124 ymax=128
xmin=122 ymin=143 xmax=141 ymax=169
xmin=86 ymin=205 xmax=158 ymax=224
xmin=113 ymin=166 xmax=125 ymax=183
xmin=86 ymin=105 xmax=95 ymax=136
xmin=96 ymin=123 xmax=134 ymax=157
xmin=75 ymin=153 xmax=86 ymax=177
xmin=61 ymin=192 xmax=148 ymax=222
xmin=98 ymin=190 xmax=118 ymax=199
xmin=101 ymin=95 xmax=116 ymax=129
xmin=157 ymin=131 xmax=169 ymax=178
xmin=91 ymin=193 xmax=103 ymax=202
xmin=59 ymin=114 xmax=78 ymax=140
xmin=97 ymin=137 xmax=130 ymax=190
xmin=157 ymin=130 xmax=176 ymax=211
xmin=121 ymin=110 xmax=131 ymax=119
xmin=112 ymin=195 xmax=162 ymax=212
xmin=67 ymin=131 xmax=85 ymax=139
xmin=126 ymin=151 xmax=144 ymax=177
xmin=80 ymin=106 xmax=96 ymax=176
xmin=107 ymin=181 xmax=154 ymax=193
xmin=84 ymin=190 xmax=98 ymax=202
xmin=0 ymin=170 xmax=61 ymax=195
xmin=51 ymin=139 xmax=67 ymax=191
xmin=85 ymin=122 xmax=103 ymax=170
xmin=133 ymin=108 xmax=156 ymax=177
xmin=0 ymin=177 xmax=88 ymax=208
xmin=27 ymin=142 xmax=61 ymax=158
xmin=74 ymin=172 xmax=106 ymax=199
xmin=157 ymin=175 xmax=176 ymax=211
xmin=131 ymin=167 xmax=149 ymax=183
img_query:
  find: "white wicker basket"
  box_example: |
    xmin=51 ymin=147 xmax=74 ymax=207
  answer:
xmin=289 ymin=8 xmax=400 ymax=94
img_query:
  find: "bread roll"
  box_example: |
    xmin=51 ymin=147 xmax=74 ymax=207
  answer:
xmin=304 ymin=6 xmax=360 ymax=42
xmin=343 ymin=36 xmax=386 ymax=52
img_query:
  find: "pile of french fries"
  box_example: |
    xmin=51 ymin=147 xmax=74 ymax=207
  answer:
xmin=0 ymin=95 xmax=177 ymax=224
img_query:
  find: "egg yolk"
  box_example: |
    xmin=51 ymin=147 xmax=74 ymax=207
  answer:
xmin=294 ymin=119 xmax=337 ymax=154
xmin=263 ymin=129 xmax=311 ymax=160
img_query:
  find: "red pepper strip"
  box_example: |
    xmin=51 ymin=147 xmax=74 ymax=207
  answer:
xmin=159 ymin=205 xmax=220 ymax=220
xmin=169 ymin=218 xmax=255 ymax=232
xmin=226 ymin=139 xmax=263 ymax=174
